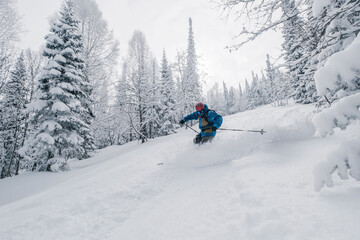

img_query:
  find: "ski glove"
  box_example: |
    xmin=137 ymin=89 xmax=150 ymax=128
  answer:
xmin=179 ymin=119 xmax=185 ymax=125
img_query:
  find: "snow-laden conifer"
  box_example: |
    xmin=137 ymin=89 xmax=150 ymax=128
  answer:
xmin=0 ymin=52 xmax=28 ymax=178
xmin=264 ymin=54 xmax=278 ymax=104
xmin=281 ymin=0 xmax=308 ymax=102
xmin=223 ymin=81 xmax=229 ymax=115
xmin=145 ymin=59 xmax=161 ymax=138
xmin=182 ymin=18 xmax=201 ymax=114
xmin=228 ymin=86 xmax=237 ymax=114
xmin=312 ymin=0 xmax=360 ymax=103
xmin=159 ymin=50 xmax=177 ymax=135
xmin=247 ymin=72 xmax=265 ymax=109
xmin=206 ymin=82 xmax=224 ymax=115
xmin=237 ymin=83 xmax=245 ymax=112
xmin=24 ymin=0 xmax=95 ymax=172
xmin=312 ymin=0 xmax=360 ymax=190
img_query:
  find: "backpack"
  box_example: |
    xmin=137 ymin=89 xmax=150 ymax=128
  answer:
xmin=203 ymin=109 xmax=217 ymax=123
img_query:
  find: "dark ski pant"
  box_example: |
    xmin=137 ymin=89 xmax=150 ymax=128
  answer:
xmin=193 ymin=133 xmax=214 ymax=145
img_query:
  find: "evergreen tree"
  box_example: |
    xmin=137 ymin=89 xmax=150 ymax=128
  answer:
xmin=159 ymin=50 xmax=177 ymax=135
xmin=312 ymin=0 xmax=360 ymax=189
xmin=293 ymin=1 xmax=319 ymax=104
xmin=0 ymin=52 xmax=28 ymax=178
xmin=207 ymin=82 xmax=224 ymax=115
xmin=264 ymin=54 xmax=277 ymax=104
xmin=243 ymin=79 xmax=250 ymax=110
xmin=228 ymin=86 xmax=237 ymax=114
xmin=281 ymin=0 xmax=307 ymax=102
xmin=146 ymin=59 xmax=161 ymax=138
xmin=313 ymin=0 xmax=360 ymax=103
xmin=247 ymin=74 xmax=264 ymax=109
xmin=237 ymin=83 xmax=245 ymax=112
xmin=24 ymin=0 xmax=95 ymax=172
xmin=273 ymin=69 xmax=290 ymax=106
xmin=183 ymin=17 xmax=201 ymax=114
xmin=223 ymin=81 xmax=229 ymax=115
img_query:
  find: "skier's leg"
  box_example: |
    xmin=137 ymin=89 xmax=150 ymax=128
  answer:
xmin=200 ymin=135 xmax=213 ymax=144
xmin=193 ymin=133 xmax=202 ymax=144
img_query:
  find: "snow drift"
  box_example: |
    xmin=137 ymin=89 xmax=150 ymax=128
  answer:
xmin=0 ymin=103 xmax=359 ymax=240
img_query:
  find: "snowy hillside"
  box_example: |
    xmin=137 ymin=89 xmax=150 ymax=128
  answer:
xmin=1 ymin=103 xmax=359 ymax=240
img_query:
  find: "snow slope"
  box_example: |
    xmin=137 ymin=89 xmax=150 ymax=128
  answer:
xmin=1 ymin=103 xmax=359 ymax=240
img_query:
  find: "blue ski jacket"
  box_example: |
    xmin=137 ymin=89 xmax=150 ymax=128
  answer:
xmin=183 ymin=104 xmax=223 ymax=137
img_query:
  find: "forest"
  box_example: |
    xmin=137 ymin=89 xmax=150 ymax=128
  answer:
xmin=0 ymin=0 xmax=359 ymax=179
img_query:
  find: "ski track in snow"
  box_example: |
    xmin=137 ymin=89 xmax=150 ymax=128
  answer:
xmin=0 ymin=103 xmax=359 ymax=240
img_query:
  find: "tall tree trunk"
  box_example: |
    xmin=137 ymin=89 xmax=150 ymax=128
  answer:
xmin=1 ymin=165 xmax=6 ymax=179
xmin=7 ymin=125 xmax=19 ymax=177
xmin=15 ymin=158 xmax=20 ymax=175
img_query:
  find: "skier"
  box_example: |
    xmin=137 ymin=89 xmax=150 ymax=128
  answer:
xmin=179 ymin=102 xmax=223 ymax=144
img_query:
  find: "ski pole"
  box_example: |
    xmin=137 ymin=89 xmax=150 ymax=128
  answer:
xmin=218 ymin=128 xmax=266 ymax=135
xmin=183 ymin=122 xmax=199 ymax=133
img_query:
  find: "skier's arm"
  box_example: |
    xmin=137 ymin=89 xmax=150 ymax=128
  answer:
xmin=183 ymin=112 xmax=199 ymax=122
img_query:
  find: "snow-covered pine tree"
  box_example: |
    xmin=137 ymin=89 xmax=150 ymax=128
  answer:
xmin=291 ymin=0 xmax=319 ymax=104
xmin=223 ymin=81 xmax=229 ymax=115
xmin=312 ymin=0 xmax=360 ymax=103
xmin=281 ymin=0 xmax=307 ymax=102
xmin=206 ymin=82 xmax=224 ymax=115
xmin=247 ymin=72 xmax=264 ymax=109
xmin=159 ymin=50 xmax=177 ymax=136
xmin=0 ymin=52 xmax=28 ymax=178
xmin=24 ymin=0 xmax=95 ymax=172
xmin=146 ymin=59 xmax=161 ymax=139
xmin=228 ymin=86 xmax=237 ymax=114
xmin=246 ymin=80 xmax=256 ymax=110
xmin=264 ymin=54 xmax=277 ymax=104
xmin=183 ymin=17 xmax=201 ymax=115
xmin=237 ymin=83 xmax=245 ymax=112
xmin=312 ymin=0 xmax=360 ymax=190
xmin=215 ymin=0 xmax=319 ymax=104
xmin=273 ymin=68 xmax=291 ymax=106
xmin=20 ymin=49 xmax=46 ymax=172
xmin=243 ymin=78 xmax=250 ymax=110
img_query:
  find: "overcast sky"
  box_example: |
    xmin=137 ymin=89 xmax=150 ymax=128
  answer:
xmin=17 ymin=0 xmax=283 ymax=91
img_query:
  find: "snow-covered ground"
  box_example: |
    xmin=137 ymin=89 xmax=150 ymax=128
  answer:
xmin=1 ymin=103 xmax=359 ymax=240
